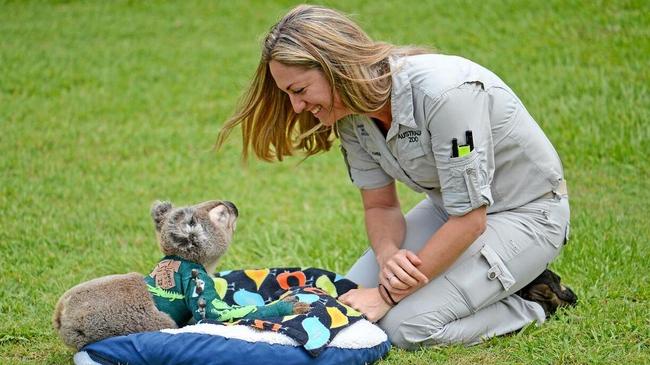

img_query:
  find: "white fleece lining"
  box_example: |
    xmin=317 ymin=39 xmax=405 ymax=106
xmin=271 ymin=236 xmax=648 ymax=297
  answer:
xmin=73 ymin=351 xmax=97 ymax=365
xmin=161 ymin=319 xmax=388 ymax=349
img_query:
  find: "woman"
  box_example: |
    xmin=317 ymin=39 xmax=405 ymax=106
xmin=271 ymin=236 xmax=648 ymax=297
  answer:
xmin=216 ymin=4 xmax=577 ymax=349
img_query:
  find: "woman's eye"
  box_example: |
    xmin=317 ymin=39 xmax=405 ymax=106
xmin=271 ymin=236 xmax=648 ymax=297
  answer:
xmin=293 ymin=87 xmax=305 ymax=94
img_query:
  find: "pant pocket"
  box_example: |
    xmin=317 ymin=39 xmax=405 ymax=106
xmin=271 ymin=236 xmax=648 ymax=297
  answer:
xmin=512 ymin=198 xmax=567 ymax=249
xmin=445 ymin=244 xmax=516 ymax=313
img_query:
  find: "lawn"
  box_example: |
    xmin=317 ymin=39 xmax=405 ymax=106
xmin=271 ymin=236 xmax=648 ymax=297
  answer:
xmin=0 ymin=0 xmax=648 ymax=364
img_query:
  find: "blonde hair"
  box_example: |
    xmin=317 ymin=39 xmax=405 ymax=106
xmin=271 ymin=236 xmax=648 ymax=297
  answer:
xmin=215 ymin=4 xmax=429 ymax=161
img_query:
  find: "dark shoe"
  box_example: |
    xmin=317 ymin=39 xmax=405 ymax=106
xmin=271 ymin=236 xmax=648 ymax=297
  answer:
xmin=516 ymin=269 xmax=577 ymax=318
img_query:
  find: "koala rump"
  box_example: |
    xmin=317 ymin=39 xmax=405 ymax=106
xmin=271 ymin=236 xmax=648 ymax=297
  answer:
xmin=53 ymin=273 xmax=177 ymax=350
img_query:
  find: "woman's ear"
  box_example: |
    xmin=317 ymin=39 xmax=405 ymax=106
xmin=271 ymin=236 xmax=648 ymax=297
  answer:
xmin=151 ymin=201 xmax=173 ymax=232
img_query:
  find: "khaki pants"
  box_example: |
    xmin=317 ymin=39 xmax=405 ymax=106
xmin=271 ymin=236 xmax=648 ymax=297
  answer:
xmin=346 ymin=192 xmax=570 ymax=348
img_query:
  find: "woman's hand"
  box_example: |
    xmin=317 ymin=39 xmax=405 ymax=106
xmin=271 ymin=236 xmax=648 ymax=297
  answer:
xmin=379 ymin=249 xmax=428 ymax=293
xmin=339 ymin=287 xmax=392 ymax=323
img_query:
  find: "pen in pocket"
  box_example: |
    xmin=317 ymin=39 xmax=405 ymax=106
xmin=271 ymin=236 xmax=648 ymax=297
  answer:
xmin=451 ymin=130 xmax=474 ymax=158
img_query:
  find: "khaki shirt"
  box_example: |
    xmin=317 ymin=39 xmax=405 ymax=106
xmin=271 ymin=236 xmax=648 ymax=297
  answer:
xmin=338 ymin=54 xmax=564 ymax=216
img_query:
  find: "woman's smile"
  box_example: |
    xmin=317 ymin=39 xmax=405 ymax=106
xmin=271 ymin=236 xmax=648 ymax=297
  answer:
xmin=269 ymin=60 xmax=350 ymax=126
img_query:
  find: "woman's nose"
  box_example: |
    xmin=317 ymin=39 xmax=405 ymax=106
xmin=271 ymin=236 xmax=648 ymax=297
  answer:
xmin=288 ymin=94 xmax=306 ymax=113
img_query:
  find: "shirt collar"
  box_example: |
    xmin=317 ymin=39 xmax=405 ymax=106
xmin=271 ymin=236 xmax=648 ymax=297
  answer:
xmin=386 ymin=57 xmax=417 ymax=141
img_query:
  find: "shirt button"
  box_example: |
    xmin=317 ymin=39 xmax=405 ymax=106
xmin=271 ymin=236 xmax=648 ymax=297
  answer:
xmin=466 ymin=168 xmax=475 ymax=175
xmin=488 ymin=271 xmax=497 ymax=280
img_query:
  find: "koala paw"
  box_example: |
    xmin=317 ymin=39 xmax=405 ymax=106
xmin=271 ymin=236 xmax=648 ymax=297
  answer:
xmin=281 ymin=296 xmax=310 ymax=314
xmin=292 ymin=301 xmax=311 ymax=315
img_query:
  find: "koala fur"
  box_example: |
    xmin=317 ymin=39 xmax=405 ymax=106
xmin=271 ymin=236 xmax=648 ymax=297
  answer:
xmin=53 ymin=199 xmax=308 ymax=350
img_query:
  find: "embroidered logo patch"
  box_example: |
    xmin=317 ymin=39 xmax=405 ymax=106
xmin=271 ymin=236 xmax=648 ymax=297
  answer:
xmin=149 ymin=259 xmax=182 ymax=289
xmin=398 ymin=129 xmax=421 ymax=142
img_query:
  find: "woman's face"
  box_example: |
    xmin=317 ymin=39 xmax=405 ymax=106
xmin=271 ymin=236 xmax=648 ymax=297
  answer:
xmin=269 ymin=60 xmax=351 ymax=126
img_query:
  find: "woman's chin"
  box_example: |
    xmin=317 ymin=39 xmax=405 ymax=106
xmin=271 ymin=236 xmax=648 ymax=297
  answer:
xmin=318 ymin=116 xmax=336 ymax=127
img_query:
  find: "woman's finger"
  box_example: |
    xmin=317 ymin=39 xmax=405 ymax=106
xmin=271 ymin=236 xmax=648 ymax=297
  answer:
xmin=386 ymin=274 xmax=410 ymax=290
xmin=402 ymin=250 xmax=429 ymax=284
xmin=386 ymin=263 xmax=419 ymax=287
xmin=405 ymin=250 xmax=423 ymax=266
xmin=386 ymin=251 xmax=426 ymax=286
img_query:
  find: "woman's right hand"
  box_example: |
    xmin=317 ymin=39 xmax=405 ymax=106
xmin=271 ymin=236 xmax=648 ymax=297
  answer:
xmin=378 ymin=249 xmax=428 ymax=294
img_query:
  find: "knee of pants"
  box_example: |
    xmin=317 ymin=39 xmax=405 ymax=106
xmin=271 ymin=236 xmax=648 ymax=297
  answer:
xmin=381 ymin=312 xmax=451 ymax=350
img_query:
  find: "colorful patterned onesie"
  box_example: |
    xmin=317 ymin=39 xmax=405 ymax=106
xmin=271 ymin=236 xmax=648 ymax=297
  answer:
xmin=144 ymin=255 xmax=293 ymax=326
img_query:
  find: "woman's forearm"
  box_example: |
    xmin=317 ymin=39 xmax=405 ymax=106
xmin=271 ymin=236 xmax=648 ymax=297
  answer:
xmin=360 ymin=183 xmax=406 ymax=267
xmin=417 ymin=206 xmax=486 ymax=279
xmin=389 ymin=206 xmax=487 ymax=301
xmin=364 ymin=205 xmax=405 ymax=265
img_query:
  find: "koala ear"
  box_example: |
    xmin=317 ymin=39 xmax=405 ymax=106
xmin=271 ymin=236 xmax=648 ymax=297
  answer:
xmin=151 ymin=201 xmax=173 ymax=232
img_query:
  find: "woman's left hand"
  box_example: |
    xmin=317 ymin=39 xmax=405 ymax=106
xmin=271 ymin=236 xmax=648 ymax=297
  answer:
xmin=339 ymin=287 xmax=391 ymax=323
xmin=380 ymin=249 xmax=428 ymax=293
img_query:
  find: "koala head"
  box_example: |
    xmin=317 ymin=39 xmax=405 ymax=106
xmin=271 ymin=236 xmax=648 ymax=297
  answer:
xmin=151 ymin=200 xmax=238 ymax=273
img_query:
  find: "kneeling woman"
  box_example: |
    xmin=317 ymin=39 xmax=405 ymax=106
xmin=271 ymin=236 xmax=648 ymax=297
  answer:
xmin=216 ymin=4 xmax=577 ymax=348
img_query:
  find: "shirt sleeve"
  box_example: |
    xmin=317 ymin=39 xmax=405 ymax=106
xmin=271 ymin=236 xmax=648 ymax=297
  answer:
xmin=425 ymin=82 xmax=494 ymax=216
xmin=337 ymin=117 xmax=394 ymax=190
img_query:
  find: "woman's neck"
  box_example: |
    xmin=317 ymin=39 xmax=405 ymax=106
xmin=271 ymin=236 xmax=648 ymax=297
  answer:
xmin=365 ymin=101 xmax=392 ymax=133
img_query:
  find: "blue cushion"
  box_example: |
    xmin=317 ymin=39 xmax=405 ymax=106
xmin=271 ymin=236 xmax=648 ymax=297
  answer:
xmin=80 ymin=325 xmax=390 ymax=365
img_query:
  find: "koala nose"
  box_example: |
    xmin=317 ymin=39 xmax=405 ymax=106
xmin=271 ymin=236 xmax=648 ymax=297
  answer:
xmin=222 ymin=201 xmax=238 ymax=217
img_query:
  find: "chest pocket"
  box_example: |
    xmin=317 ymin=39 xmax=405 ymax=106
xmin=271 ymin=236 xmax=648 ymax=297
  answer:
xmin=395 ymin=127 xmax=427 ymax=161
xmin=399 ymin=143 xmax=427 ymax=159
xmin=356 ymin=137 xmax=406 ymax=185
xmin=395 ymin=135 xmax=439 ymax=189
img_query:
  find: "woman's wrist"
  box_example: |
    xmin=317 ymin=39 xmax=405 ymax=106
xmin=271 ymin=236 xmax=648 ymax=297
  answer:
xmin=375 ymin=245 xmax=399 ymax=266
xmin=384 ymin=282 xmax=418 ymax=304
xmin=377 ymin=284 xmax=399 ymax=306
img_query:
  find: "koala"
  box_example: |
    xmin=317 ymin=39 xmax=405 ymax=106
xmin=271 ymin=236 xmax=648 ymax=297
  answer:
xmin=53 ymin=200 xmax=310 ymax=350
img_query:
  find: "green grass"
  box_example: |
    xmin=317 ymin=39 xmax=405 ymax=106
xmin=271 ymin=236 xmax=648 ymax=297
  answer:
xmin=1 ymin=0 xmax=648 ymax=364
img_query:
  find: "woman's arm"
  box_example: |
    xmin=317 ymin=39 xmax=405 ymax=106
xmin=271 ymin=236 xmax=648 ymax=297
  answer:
xmin=385 ymin=206 xmax=487 ymax=300
xmin=361 ymin=182 xmax=403 ymax=267
xmin=361 ymin=182 xmax=428 ymax=289
xmin=339 ymin=183 xmax=426 ymax=321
